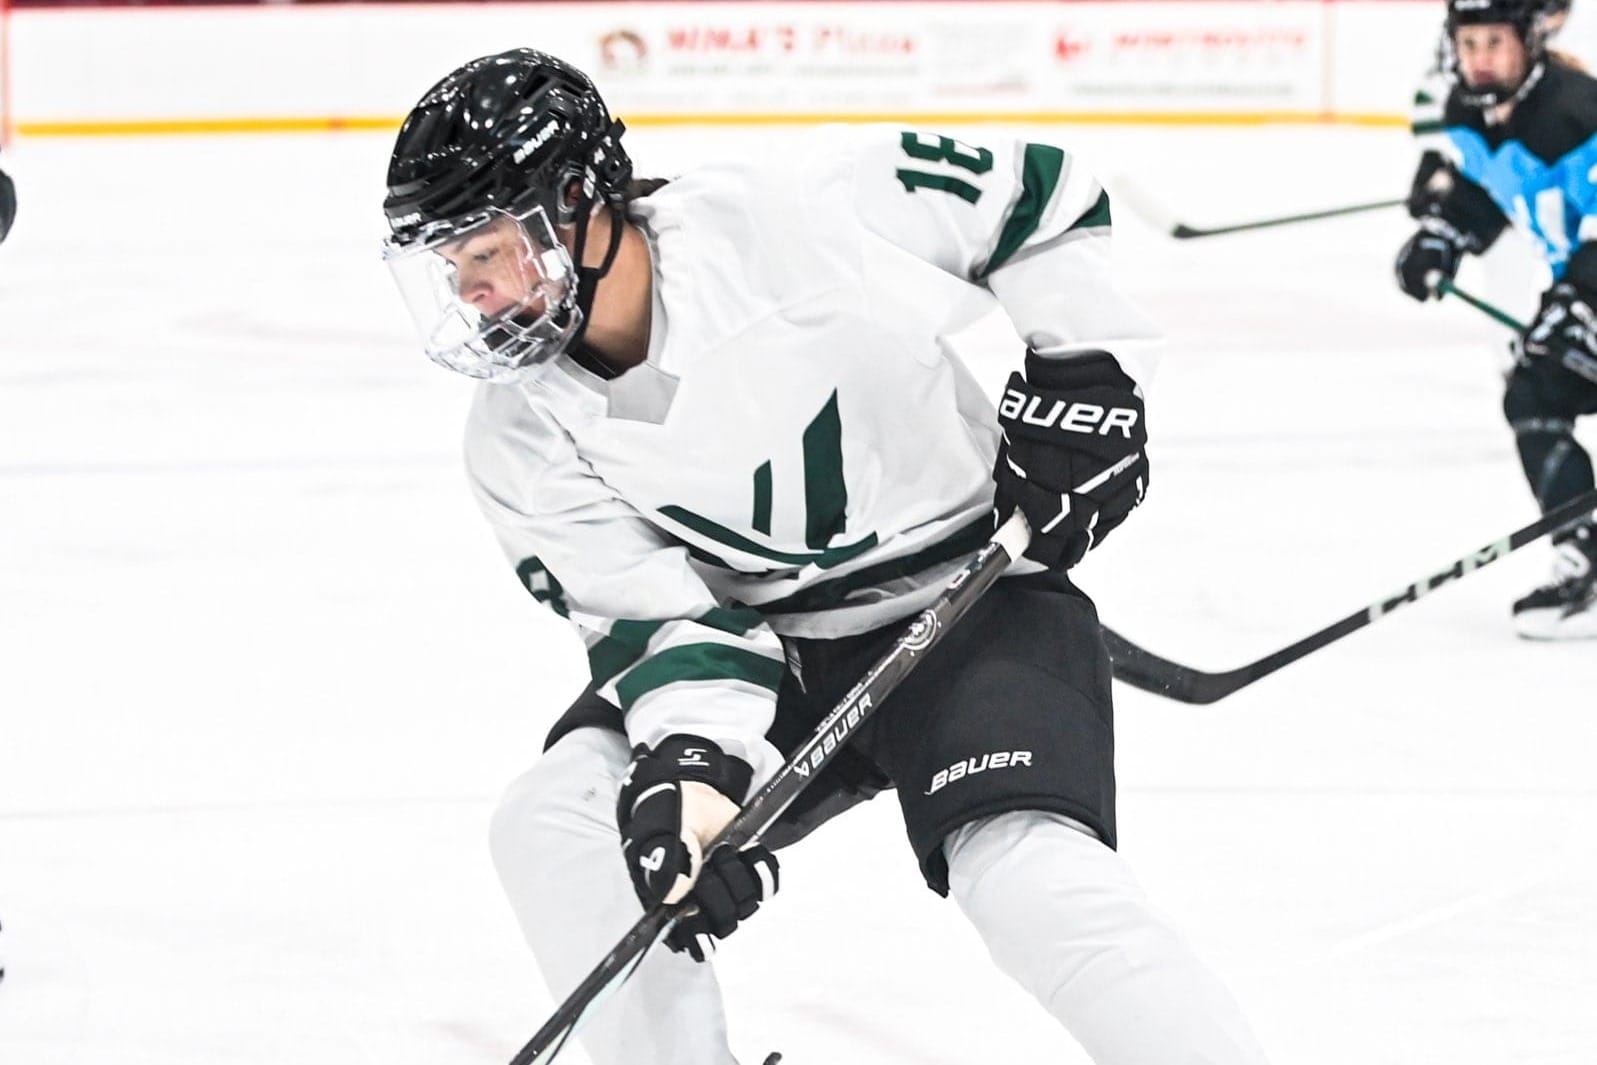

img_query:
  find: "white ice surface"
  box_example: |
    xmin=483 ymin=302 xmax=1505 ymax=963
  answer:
xmin=1 ymin=124 xmax=1593 ymax=1065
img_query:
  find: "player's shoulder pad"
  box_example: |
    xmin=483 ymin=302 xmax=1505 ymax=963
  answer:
xmin=1515 ymin=61 xmax=1597 ymax=164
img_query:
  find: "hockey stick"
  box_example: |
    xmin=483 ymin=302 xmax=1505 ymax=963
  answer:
xmin=1166 ymin=199 xmax=1404 ymax=240
xmin=1103 ymin=489 xmax=1597 ymax=704
xmin=1436 ymin=278 xmax=1527 ymax=331
xmin=1436 ymin=279 xmax=1597 ymax=385
xmin=1114 ymin=178 xmax=1403 ymax=240
xmin=507 ymin=512 xmax=1031 ymax=1065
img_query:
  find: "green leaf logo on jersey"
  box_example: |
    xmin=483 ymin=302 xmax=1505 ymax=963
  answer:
xmin=659 ymin=390 xmax=878 ymax=571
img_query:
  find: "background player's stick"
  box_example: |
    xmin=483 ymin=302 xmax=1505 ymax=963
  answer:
xmin=1436 ymin=278 xmax=1597 ymax=384
xmin=508 ymin=512 xmax=1032 ymax=1065
xmin=1436 ymin=277 xmax=1527 ymax=330
xmin=1113 ymin=176 xmax=1404 ymax=239
xmin=1103 ymin=489 xmax=1597 ymax=704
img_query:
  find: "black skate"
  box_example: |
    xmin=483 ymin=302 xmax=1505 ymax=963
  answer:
xmin=1513 ymin=527 xmax=1597 ymax=639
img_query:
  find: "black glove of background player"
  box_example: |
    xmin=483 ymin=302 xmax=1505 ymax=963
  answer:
xmin=993 ymin=350 xmax=1149 ymax=570
xmin=1405 ymin=150 xmax=1456 ymax=220
xmin=616 ymin=733 xmax=779 ymax=962
xmin=1524 ymin=281 xmax=1597 ymax=358
xmin=1395 ymin=216 xmax=1471 ymax=302
xmin=1523 ymin=281 xmax=1597 ymax=383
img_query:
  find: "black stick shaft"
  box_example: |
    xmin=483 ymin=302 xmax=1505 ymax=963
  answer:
xmin=1439 ymin=279 xmax=1597 ymax=384
xmin=1171 ymin=197 xmax=1404 ymax=239
xmin=508 ymin=514 xmax=1030 ymax=1065
xmin=1105 ymin=490 xmax=1597 ymax=704
xmin=1437 ymin=278 xmax=1528 ymax=331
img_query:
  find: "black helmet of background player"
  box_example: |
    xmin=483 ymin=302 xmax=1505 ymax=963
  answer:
xmin=382 ymin=49 xmax=633 ymax=380
xmin=1446 ymin=0 xmax=1549 ymax=109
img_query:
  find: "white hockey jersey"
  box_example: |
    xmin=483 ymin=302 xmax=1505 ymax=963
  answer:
xmin=464 ymin=125 xmax=1159 ymax=787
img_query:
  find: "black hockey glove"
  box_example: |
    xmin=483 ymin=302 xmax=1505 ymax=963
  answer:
xmin=1395 ymin=217 xmax=1471 ymax=302
xmin=993 ymin=350 xmax=1149 ymax=570
xmin=1523 ymin=282 xmax=1597 ymax=383
xmin=616 ymin=734 xmax=779 ymax=962
xmin=1405 ymin=150 xmax=1456 ymax=220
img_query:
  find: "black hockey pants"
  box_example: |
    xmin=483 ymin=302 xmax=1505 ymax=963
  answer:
xmin=1504 ymin=353 xmax=1597 ymax=528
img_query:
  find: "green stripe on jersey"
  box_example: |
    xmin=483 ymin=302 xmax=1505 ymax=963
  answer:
xmin=698 ymin=604 xmax=767 ymax=635
xmin=752 ymin=461 xmax=773 ymax=535
xmin=803 ymin=391 xmax=848 ymax=548
xmin=1412 ymin=120 xmax=1445 ymax=135
xmin=616 ymin=643 xmax=786 ymax=710
xmin=591 ymin=610 xmax=766 ymax=688
xmin=659 ymin=505 xmax=878 ymax=569
xmin=980 ymin=143 xmax=1065 ymax=279
xmin=681 ymin=541 xmax=736 ymax=570
xmin=753 ymin=514 xmax=994 ymax=616
xmin=1072 ymin=187 xmax=1112 ymax=232
xmin=588 ymin=619 xmax=668 ymax=687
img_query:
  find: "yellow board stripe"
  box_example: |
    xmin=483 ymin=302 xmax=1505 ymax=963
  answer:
xmin=15 ymin=110 xmax=1408 ymax=138
xmin=16 ymin=116 xmax=402 ymax=137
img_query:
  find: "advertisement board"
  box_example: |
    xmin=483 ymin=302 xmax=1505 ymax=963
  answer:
xmin=0 ymin=2 xmax=1442 ymax=136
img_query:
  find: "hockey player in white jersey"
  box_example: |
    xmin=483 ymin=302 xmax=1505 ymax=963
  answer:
xmin=383 ymin=49 xmax=1270 ymax=1065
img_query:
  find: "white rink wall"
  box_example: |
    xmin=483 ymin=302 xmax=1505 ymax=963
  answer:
xmin=2 ymin=0 xmax=1444 ymax=136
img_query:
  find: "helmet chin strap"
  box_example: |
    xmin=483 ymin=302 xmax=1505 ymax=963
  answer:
xmin=563 ymin=198 xmax=628 ymax=379
xmin=1500 ymin=56 xmax=1546 ymax=111
xmin=1463 ymin=57 xmax=1546 ymax=119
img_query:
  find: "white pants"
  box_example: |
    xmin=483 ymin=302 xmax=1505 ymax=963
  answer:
xmin=490 ymin=728 xmax=1269 ymax=1065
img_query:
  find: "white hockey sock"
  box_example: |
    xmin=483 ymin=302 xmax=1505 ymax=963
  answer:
xmin=945 ymin=811 xmax=1270 ymax=1065
xmin=489 ymin=728 xmax=738 ymax=1065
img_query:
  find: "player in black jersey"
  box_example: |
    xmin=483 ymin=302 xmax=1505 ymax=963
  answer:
xmin=1397 ymin=0 xmax=1597 ymax=637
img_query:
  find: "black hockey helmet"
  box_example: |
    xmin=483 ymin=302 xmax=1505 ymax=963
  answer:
xmin=1447 ymin=0 xmax=1543 ymax=36
xmin=384 ymin=48 xmax=632 ymax=245
xmin=1445 ymin=0 xmax=1549 ymax=108
xmin=382 ymin=49 xmax=634 ymax=379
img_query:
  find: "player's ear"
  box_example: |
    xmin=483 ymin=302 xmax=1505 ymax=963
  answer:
xmin=564 ymin=177 xmax=585 ymax=210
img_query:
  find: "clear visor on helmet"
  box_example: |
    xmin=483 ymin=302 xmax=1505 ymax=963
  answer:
xmin=384 ymin=205 xmax=581 ymax=381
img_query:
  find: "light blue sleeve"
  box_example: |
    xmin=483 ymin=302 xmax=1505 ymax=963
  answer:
xmin=1556 ymin=130 xmax=1597 ymax=279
